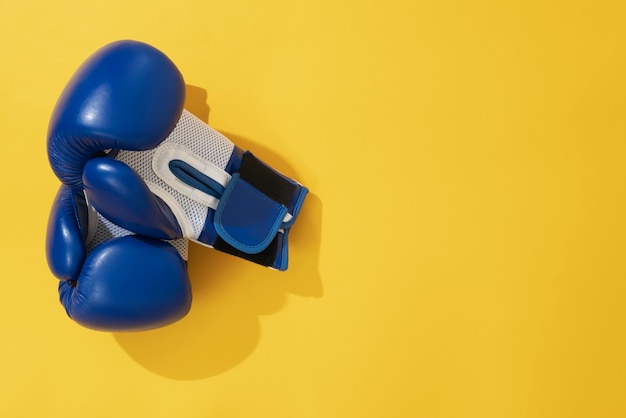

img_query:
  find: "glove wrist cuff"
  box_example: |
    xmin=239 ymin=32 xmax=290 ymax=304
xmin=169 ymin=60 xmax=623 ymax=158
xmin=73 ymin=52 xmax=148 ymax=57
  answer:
xmin=212 ymin=150 xmax=308 ymax=252
xmin=207 ymin=150 xmax=308 ymax=270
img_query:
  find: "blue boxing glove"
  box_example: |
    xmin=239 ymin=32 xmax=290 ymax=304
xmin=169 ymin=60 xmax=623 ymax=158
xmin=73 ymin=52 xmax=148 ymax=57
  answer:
xmin=48 ymin=40 xmax=308 ymax=271
xmin=46 ymin=185 xmax=192 ymax=331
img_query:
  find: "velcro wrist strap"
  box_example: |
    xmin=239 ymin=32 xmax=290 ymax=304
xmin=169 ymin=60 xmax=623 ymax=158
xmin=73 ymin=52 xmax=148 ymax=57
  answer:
xmin=213 ymin=151 xmax=307 ymax=255
xmin=214 ymin=173 xmax=288 ymax=254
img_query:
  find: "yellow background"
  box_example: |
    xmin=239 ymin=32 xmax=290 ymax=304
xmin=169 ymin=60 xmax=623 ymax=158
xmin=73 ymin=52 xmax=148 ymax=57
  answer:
xmin=1 ymin=0 xmax=625 ymax=417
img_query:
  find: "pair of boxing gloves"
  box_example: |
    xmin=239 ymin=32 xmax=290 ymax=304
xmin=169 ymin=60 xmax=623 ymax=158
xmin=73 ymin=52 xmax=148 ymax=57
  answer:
xmin=46 ymin=40 xmax=308 ymax=331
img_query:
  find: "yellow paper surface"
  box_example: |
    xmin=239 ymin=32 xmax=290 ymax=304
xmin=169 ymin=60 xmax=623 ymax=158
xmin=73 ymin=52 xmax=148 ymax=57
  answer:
xmin=1 ymin=1 xmax=625 ymax=416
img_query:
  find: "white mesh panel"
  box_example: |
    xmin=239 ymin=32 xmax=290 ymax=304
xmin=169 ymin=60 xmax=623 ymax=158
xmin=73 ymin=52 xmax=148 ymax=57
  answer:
xmin=114 ymin=110 xmax=235 ymax=240
xmin=86 ymin=212 xmax=189 ymax=261
xmin=86 ymin=213 xmax=130 ymax=253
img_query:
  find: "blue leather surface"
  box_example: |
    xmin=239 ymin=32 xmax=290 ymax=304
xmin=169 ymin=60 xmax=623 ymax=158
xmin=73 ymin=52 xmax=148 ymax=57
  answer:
xmin=46 ymin=185 xmax=87 ymax=281
xmin=47 ymin=40 xmax=185 ymax=190
xmin=83 ymin=157 xmax=182 ymax=240
xmin=58 ymin=235 xmax=192 ymax=332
